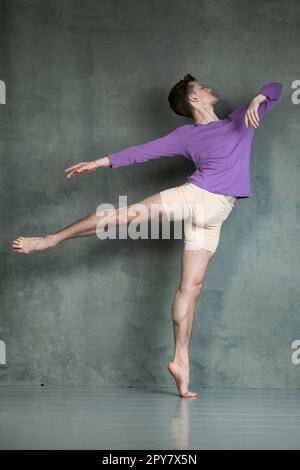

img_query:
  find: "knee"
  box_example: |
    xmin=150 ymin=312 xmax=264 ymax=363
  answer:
xmin=179 ymin=280 xmax=204 ymax=301
xmin=115 ymin=207 xmax=126 ymax=225
xmin=100 ymin=207 xmax=127 ymax=225
xmin=115 ymin=206 xmax=138 ymax=225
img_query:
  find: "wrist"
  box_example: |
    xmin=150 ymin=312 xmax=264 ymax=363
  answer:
xmin=252 ymin=93 xmax=267 ymax=105
xmin=94 ymin=157 xmax=105 ymax=168
xmin=94 ymin=155 xmax=111 ymax=168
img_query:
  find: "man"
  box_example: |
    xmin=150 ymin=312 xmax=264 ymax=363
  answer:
xmin=12 ymin=75 xmax=282 ymax=397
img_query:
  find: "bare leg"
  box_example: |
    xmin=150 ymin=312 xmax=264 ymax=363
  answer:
xmin=167 ymin=243 xmax=213 ymax=397
xmin=12 ymin=192 xmax=165 ymax=254
xmin=12 ymin=188 xmax=213 ymax=399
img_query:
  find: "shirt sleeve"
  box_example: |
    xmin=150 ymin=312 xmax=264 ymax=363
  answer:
xmin=106 ymin=124 xmax=191 ymax=169
xmin=228 ymin=81 xmax=282 ymax=124
xmin=256 ymin=82 xmax=283 ymax=120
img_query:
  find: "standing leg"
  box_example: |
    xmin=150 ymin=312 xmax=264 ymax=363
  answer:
xmin=12 ymin=192 xmax=165 ymax=254
xmin=167 ymin=243 xmax=214 ymax=398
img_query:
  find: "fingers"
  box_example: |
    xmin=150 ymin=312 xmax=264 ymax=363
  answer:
xmin=65 ymin=165 xmax=77 ymax=172
xmin=66 ymin=167 xmax=85 ymax=178
xmin=67 ymin=170 xmax=77 ymax=178
xmin=65 ymin=167 xmax=97 ymax=179
xmin=245 ymin=109 xmax=260 ymax=128
xmin=66 ymin=170 xmax=83 ymax=179
xmin=250 ymin=108 xmax=259 ymax=127
xmin=65 ymin=161 xmax=98 ymax=179
xmin=66 ymin=170 xmax=78 ymax=179
xmin=64 ymin=162 xmax=87 ymax=172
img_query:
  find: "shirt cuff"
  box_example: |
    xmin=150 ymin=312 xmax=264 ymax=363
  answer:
xmin=106 ymin=153 xmax=121 ymax=169
xmin=258 ymin=82 xmax=282 ymax=101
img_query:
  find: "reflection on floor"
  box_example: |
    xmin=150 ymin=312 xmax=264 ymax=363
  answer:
xmin=0 ymin=387 xmax=299 ymax=450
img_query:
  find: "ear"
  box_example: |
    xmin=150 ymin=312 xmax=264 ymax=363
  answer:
xmin=188 ymin=94 xmax=197 ymax=103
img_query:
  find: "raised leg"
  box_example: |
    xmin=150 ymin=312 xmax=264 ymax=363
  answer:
xmin=12 ymin=192 xmax=165 ymax=254
xmin=167 ymin=243 xmax=214 ymax=397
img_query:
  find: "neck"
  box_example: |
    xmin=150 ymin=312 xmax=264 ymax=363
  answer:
xmin=192 ymin=106 xmax=219 ymax=125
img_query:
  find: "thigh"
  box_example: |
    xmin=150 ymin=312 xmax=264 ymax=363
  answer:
xmin=183 ymin=183 xmax=234 ymax=255
xmin=184 ymin=221 xmax=222 ymax=255
xmin=116 ymin=191 xmax=166 ymax=224
xmin=179 ymin=242 xmax=213 ymax=287
xmin=159 ymin=184 xmax=192 ymax=222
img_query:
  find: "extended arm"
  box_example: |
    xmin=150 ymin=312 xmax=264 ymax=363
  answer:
xmin=106 ymin=124 xmax=191 ymax=168
xmin=65 ymin=124 xmax=191 ymax=178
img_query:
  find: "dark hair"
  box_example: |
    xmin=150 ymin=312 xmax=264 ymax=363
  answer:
xmin=168 ymin=73 xmax=197 ymax=118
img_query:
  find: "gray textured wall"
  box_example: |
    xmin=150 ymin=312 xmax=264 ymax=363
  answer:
xmin=0 ymin=0 xmax=299 ymax=388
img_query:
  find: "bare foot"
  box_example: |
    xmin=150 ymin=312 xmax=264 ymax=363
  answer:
xmin=12 ymin=235 xmax=56 ymax=254
xmin=167 ymin=360 xmax=198 ymax=398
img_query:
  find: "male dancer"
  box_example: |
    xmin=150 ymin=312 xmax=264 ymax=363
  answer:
xmin=12 ymin=75 xmax=282 ymax=397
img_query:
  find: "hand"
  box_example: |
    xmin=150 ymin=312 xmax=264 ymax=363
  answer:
xmin=64 ymin=161 xmax=98 ymax=179
xmin=244 ymin=98 xmax=261 ymax=128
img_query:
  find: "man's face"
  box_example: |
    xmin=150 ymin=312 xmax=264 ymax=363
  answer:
xmin=188 ymin=81 xmax=219 ymax=107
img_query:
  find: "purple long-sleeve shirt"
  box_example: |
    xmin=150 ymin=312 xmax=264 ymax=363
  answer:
xmin=107 ymin=82 xmax=282 ymax=199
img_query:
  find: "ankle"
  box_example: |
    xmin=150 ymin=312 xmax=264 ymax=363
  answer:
xmin=172 ymin=357 xmax=189 ymax=367
xmin=45 ymin=234 xmax=59 ymax=247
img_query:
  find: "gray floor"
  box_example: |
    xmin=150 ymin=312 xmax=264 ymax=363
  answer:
xmin=0 ymin=386 xmax=299 ymax=450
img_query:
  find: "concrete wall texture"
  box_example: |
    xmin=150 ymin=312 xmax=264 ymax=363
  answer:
xmin=0 ymin=0 xmax=299 ymax=388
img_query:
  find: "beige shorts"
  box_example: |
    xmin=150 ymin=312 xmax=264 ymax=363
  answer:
xmin=159 ymin=182 xmax=236 ymax=254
